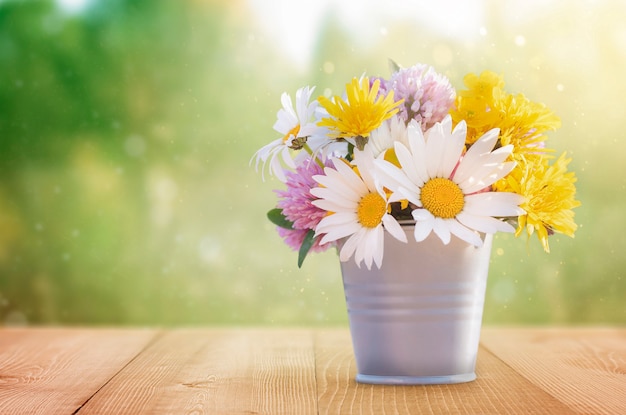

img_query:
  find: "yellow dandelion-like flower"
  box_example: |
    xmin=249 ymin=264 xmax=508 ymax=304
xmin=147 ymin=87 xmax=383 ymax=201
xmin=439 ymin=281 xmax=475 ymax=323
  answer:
xmin=317 ymin=77 xmax=403 ymax=144
xmin=450 ymin=71 xmax=504 ymax=141
xmin=451 ymin=71 xmax=561 ymax=162
xmin=494 ymin=90 xmax=561 ymax=161
xmin=495 ymin=153 xmax=581 ymax=252
xmin=459 ymin=70 xmax=505 ymax=96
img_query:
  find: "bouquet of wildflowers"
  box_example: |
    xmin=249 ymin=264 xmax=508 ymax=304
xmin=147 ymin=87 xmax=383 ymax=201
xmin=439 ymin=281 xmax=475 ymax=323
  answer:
xmin=252 ymin=61 xmax=580 ymax=269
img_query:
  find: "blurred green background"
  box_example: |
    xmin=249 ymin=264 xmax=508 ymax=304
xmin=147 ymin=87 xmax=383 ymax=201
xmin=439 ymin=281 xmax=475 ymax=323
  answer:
xmin=0 ymin=0 xmax=624 ymax=326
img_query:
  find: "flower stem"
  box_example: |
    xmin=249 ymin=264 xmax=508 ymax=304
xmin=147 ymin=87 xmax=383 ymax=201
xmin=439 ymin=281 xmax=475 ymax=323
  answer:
xmin=304 ymin=144 xmax=325 ymax=169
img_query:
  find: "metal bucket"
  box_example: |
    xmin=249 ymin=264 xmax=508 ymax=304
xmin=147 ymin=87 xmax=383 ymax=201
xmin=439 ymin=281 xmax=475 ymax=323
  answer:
xmin=340 ymin=228 xmax=493 ymax=385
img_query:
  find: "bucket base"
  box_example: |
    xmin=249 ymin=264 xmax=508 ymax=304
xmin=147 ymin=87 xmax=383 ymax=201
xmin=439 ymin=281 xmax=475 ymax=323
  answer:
xmin=355 ymin=372 xmax=476 ymax=385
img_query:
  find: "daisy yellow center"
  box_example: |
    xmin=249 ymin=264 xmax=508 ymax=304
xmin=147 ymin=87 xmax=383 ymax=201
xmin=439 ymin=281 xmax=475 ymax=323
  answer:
xmin=357 ymin=192 xmax=386 ymax=228
xmin=283 ymin=125 xmax=300 ymax=143
xmin=421 ymin=178 xmax=465 ymax=219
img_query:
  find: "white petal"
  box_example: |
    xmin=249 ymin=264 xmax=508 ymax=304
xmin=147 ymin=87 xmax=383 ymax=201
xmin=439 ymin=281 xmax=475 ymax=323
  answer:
xmin=252 ymin=139 xmax=287 ymax=181
xmin=440 ymin=114 xmax=453 ymax=131
xmin=382 ymin=214 xmax=408 ymax=243
xmin=315 ymin=212 xmax=356 ymax=228
xmin=273 ymin=118 xmax=292 ymax=135
xmin=374 ymin=234 xmax=384 ymax=269
xmin=464 ymin=128 xmax=499 ymax=158
xmin=453 ymin=128 xmax=501 ymax=184
xmin=487 ymin=144 xmax=515 ymax=164
xmin=454 ymin=155 xmax=490 ymax=188
xmin=411 ymin=208 xmax=432 ymax=221
xmin=280 ymin=92 xmax=292 ymax=112
xmin=441 ymin=120 xmax=466 ymax=178
xmin=318 ymin=226 xmax=358 ymax=244
xmin=353 ymin=148 xmax=376 ymax=190
xmin=397 ymin=186 xmax=421 ymax=208
xmin=298 ymin=123 xmax=317 ymax=138
xmin=464 ymin=192 xmax=525 ymax=217
xmin=447 ymin=219 xmax=484 ymax=247
xmin=273 ymin=93 xmax=298 ymax=132
xmin=406 ymin=123 xmax=429 ymax=184
xmin=386 ymin=190 xmax=407 ymax=204
xmin=359 ymin=227 xmax=383 ymax=270
xmin=374 ymin=158 xmax=413 ymax=195
xmin=394 ymin=141 xmax=423 ymax=187
xmin=412 ymin=211 xmax=434 ymax=242
xmin=372 ymin=227 xmax=385 ymax=269
xmin=316 ymin=212 xmax=358 ymax=233
xmin=315 ymin=213 xmax=362 ymax=239
xmin=274 ymin=115 xmax=297 ymax=135
xmin=311 ymin=198 xmax=344 ymax=213
xmin=295 ymin=86 xmax=315 ymax=122
xmin=339 ymin=233 xmax=360 ymax=263
xmin=280 ymin=147 xmax=296 ymax=169
xmin=270 ymin=152 xmax=288 ymax=182
xmin=374 ymin=161 xmax=422 ymax=206
xmin=313 ymin=169 xmax=363 ymax=202
xmin=459 ymin=161 xmax=517 ymax=194
xmin=456 ymin=211 xmax=514 ymax=234
xmin=432 ymin=217 xmax=451 ymax=245
xmin=321 ymin=221 xmax=362 ymax=245
xmin=352 ymin=228 xmax=371 ymax=268
xmin=424 ymin=122 xmax=446 ymax=178
xmin=309 ymin=183 xmax=355 ymax=203
xmin=332 ymin=159 xmax=369 ymax=194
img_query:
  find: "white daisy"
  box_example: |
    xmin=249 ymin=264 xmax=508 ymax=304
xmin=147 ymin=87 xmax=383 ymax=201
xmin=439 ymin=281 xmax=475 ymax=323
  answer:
xmin=363 ymin=114 xmax=409 ymax=160
xmin=252 ymin=86 xmax=323 ymax=182
xmin=374 ymin=115 xmax=525 ymax=247
xmin=310 ymin=150 xmax=407 ymax=269
xmin=299 ymin=102 xmax=350 ymax=162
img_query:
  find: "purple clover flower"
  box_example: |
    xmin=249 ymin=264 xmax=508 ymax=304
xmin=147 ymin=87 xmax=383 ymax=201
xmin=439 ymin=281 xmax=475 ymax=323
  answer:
xmin=386 ymin=63 xmax=456 ymax=131
xmin=274 ymin=158 xmax=333 ymax=253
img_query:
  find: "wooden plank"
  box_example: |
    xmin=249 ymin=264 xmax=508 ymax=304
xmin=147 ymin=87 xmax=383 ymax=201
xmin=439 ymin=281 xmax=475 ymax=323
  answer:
xmin=78 ymin=328 xmax=318 ymax=415
xmin=0 ymin=327 xmax=158 ymax=415
xmin=314 ymin=328 xmax=579 ymax=415
xmin=481 ymin=327 xmax=626 ymax=415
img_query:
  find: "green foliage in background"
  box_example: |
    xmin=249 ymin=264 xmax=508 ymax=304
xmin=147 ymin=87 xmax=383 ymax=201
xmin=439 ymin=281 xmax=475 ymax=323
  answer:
xmin=0 ymin=0 xmax=624 ymax=325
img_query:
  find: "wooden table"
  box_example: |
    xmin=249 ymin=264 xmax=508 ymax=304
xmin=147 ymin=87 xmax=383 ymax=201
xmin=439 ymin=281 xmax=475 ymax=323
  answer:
xmin=0 ymin=327 xmax=623 ymax=414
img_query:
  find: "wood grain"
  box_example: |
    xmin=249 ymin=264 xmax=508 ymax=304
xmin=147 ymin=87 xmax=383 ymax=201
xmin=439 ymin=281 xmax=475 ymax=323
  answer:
xmin=77 ymin=328 xmax=318 ymax=415
xmin=481 ymin=327 xmax=626 ymax=415
xmin=0 ymin=327 xmax=158 ymax=415
xmin=1 ymin=327 xmax=623 ymax=414
xmin=314 ymin=328 xmax=579 ymax=415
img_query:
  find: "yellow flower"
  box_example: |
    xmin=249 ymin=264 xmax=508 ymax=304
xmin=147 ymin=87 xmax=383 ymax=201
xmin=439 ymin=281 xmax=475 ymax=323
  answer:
xmin=463 ymin=70 xmax=505 ymax=91
xmin=495 ymin=91 xmax=562 ymax=161
xmin=451 ymin=71 xmax=561 ymax=162
xmin=495 ymin=153 xmax=581 ymax=252
xmin=450 ymin=71 xmax=504 ymax=142
xmin=318 ymin=77 xmax=402 ymax=143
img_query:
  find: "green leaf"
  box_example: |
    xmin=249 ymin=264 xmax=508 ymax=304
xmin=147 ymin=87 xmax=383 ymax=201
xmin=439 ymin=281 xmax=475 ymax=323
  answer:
xmin=346 ymin=142 xmax=355 ymax=162
xmin=388 ymin=58 xmax=401 ymax=73
xmin=267 ymin=208 xmax=294 ymax=230
xmin=297 ymin=229 xmax=316 ymax=268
